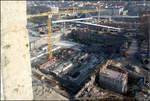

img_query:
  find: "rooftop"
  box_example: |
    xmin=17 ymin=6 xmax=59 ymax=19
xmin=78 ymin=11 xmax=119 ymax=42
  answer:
xmin=100 ymin=65 xmax=127 ymax=81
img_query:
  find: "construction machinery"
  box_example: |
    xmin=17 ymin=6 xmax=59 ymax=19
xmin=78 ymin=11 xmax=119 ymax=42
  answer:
xmin=27 ymin=8 xmax=104 ymax=60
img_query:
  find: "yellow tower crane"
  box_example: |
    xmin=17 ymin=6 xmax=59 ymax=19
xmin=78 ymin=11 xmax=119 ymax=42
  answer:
xmin=97 ymin=1 xmax=101 ymax=24
xmin=27 ymin=9 xmax=104 ymax=60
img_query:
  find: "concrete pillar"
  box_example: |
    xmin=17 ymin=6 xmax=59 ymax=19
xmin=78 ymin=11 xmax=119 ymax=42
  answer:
xmin=1 ymin=1 xmax=33 ymax=100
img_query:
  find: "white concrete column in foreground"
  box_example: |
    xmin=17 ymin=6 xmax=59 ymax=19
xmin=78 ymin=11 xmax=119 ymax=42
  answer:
xmin=1 ymin=1 xmax=33 ymax=100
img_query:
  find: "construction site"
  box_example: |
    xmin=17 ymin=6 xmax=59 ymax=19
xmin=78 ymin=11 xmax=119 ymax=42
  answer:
xmin=1 ymin=1 xmax=150 ymax=100
xmin=27 ymin=1 xmax=150 ymax=100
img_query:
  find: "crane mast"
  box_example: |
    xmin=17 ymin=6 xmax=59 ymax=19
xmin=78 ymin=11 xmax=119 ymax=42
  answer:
xmin=98 ymin=2 xmax=101 ymax=24
xmin=47 ymin=15 xmax=52 ymax=60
